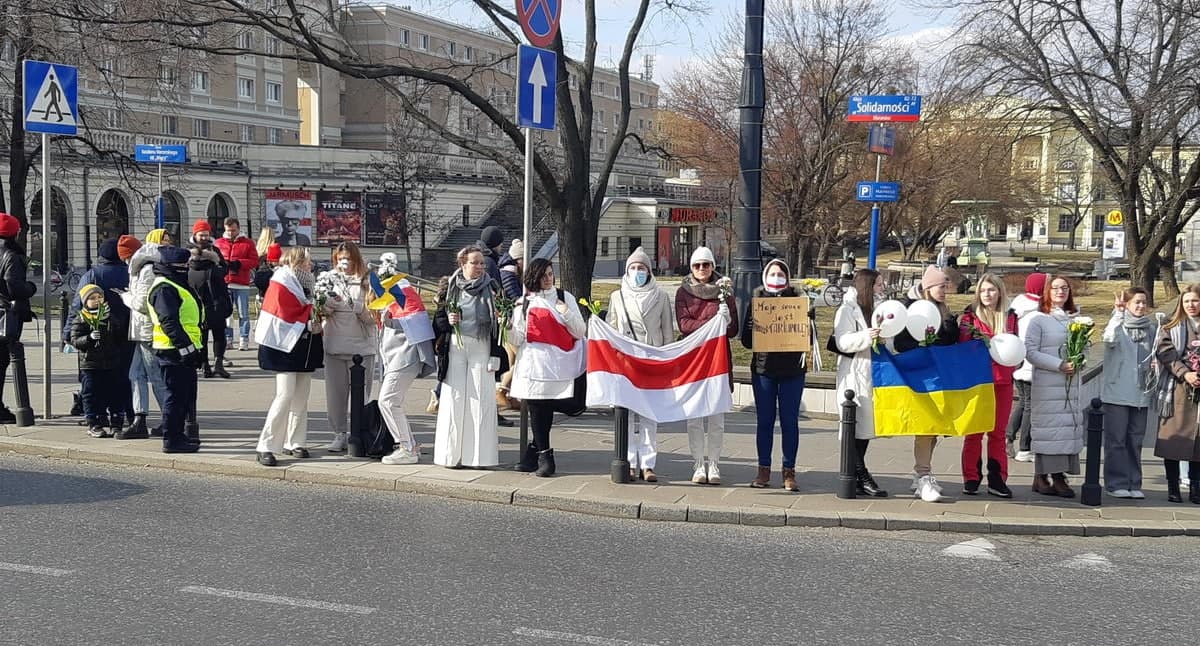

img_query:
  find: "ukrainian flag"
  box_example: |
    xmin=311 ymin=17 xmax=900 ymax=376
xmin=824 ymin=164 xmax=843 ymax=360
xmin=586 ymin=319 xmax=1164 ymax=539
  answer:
xmin=872 ymin=340 xmax=996 ymax=437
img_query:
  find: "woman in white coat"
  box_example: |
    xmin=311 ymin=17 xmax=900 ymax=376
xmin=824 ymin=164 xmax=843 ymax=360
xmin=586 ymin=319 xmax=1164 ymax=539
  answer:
xmin=510 ymin=258 xmax=588 ymax=477
xmin=432 ymin=247 xmax=504 ymax=468
xmin=377 ymin=286 xmax=437 ymax=465
xmin=833 ymin=268 xmax=889 ymax=497
xmin=1024 ymin=275 xmax=1083 ymax=498
xmin=606 ymin=247 xmax=675 ymax=481
xmin=321 ymin=242 xmax=379 ymax=453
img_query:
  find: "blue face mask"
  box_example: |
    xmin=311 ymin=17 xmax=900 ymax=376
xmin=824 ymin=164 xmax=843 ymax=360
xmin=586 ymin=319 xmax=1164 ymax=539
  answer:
xmin=631 ymin=269 xmax=649 ymax=287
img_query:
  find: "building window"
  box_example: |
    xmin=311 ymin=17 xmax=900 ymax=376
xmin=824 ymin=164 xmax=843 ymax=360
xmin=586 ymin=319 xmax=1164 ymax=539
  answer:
xmin=1058 ymin=182 xmax=1077 ymax=201
xmin=103 ymin=108 xmax=121 ymax=129
xmin=238 ymin=77 xmax=255 ymax=100
xmin=503 ymin=58 xmax=512 ymax=73
xmin=237 ymin=31 xmax=253 ymax=49
xmin=601 ymin=237 xmax=609 ymax=256
xmin=1057 ymin=213 xmax=1075 ymax=233
xmin=448 ymin=42 xmax=457 ymax=58
xmin=1093 ymin=212 xmax=1105 ymax=233
xmin=266 ymin=81 xmax=282 ymax=103
xmin=269 ymin=127 xmax=282 ymax=144
xmin=0 ymin=39 xmax=15 ymax=62
xmin=597 ymin=110 xmax=605 ymax=126
xmin=638 ymin=118 xmax=645 ymax=130
xmin=614 ymin=113 xmax=620 ymax=128
xmin=193 ymin=118 xmax=209 ymax=138
xmin=161 ymin=115 xmax=178 ymax=135
xmin=400 ymin=29 xmax=410 ymax=46
xmin=158 ymin=65 xmax=177 ymax=86
xmin=464 ymin=45 xmax=473 ymax=61
xmin=638 ymin=91 xmax=645 ymax=105
xmin=418 ymin=33 xmax=429 ymax=50
xmin=240 ymin=124 xmax=254 ymax=142
xmin=597 ymin=81 xmax=605 ymax=94
xmin=1021 ymin=158 xmax=1039 ymax=170
xmin=191 ymin=70 xmax=209 ymax=92
xmin=265 ymin=37 xmax=281 ymax=55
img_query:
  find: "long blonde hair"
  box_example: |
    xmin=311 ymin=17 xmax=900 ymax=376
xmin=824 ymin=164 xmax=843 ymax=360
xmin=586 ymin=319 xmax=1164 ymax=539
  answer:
xmin=281 ymin=246 xmax=310 ymax=269
xmin=971 ymin=273 xmax=1008 ymax=333
xmin=256 ymin=227 xmax=275 ymax=257
xmin=1165 ymin=284 xmax=1200 ymax=330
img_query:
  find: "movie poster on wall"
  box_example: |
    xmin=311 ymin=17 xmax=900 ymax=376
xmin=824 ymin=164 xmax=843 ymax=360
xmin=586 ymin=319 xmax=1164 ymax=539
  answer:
xmin=363 ymin=193 xmax=408 ymax=246
xmin=264 ymin=190 xmax=314 ymax=247
xmin=315 ymin=191 xmax=363 ymax=244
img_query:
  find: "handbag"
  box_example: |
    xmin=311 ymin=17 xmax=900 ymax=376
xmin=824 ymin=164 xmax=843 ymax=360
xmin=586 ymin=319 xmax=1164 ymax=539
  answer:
xmin=826 ymin=331 xmax=855 ymax=359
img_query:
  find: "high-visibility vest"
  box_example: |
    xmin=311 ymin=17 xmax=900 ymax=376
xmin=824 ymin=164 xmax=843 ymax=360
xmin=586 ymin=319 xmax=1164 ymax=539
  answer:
xmin=147 ymin=277 xmax=203 ymax=350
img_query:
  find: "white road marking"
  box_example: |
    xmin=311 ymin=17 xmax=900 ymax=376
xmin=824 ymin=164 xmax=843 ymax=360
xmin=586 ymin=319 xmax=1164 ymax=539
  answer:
xmin=940 ymin=538 xmax=1001 ymax=561
xmin=0 ymin=562 xmax=74 ymax=577
xmin=179 ymin=585 xmax=376 ymax=615
xmin=513 ymin=627 xmax=660 ymax=646
xmin=1057 ymin=553 xmax=1114 ymax=572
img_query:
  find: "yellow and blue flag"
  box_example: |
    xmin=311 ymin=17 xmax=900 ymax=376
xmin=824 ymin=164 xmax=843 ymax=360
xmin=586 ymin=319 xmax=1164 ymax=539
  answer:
xmin=872 ymin=340 xmax=995 ymax=437
xmin=367 ymin=271 xmax=408 ymax=310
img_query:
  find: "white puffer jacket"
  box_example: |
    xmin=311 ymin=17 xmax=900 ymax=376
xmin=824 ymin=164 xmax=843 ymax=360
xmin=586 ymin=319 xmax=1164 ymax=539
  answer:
xmin=833 ymin=287 xmax=895 ymax=439
xmin=1010 ymin=293 xmax=1041 ymax=381
xmin=127 ymin=243 xmax=161 ymax=343
xmin=1024 ymin=307 xmax=1084 ymax=455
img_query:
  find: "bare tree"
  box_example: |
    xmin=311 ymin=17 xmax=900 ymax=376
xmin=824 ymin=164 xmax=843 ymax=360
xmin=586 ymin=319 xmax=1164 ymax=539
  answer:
xmin=47 ymin=0 xmax=699 ymax=298
xmin=946 ymin=0 xmax=1200 ymax=301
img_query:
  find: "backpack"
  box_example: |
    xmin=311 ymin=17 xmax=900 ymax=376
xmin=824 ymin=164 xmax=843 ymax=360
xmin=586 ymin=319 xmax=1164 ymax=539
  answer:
xmin=362 ymin=400 xmax=395 ymax=459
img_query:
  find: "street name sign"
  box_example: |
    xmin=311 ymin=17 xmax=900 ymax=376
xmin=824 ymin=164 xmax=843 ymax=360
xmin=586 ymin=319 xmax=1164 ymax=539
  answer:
xmin=24 ymin=60 xmax=78 ymax=135
xmin=856 ymin=181 xmax=901 ymax=202
xmin=135 ymin=144 xmax=188 ymax=164
xmin=847 ymin=95 xmax=921 ymax=123
xmin=517 ymin=45 xmax=556 ymax=130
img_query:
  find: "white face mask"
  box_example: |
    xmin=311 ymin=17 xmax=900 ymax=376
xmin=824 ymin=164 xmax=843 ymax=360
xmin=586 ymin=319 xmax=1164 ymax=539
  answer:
xmin=337 ymin=258 xmax=350 ymax=271
xmin=765 ymin=274 xmax=787 ymax=292
xmin=630 ymin=268 xmax=649 ymax=287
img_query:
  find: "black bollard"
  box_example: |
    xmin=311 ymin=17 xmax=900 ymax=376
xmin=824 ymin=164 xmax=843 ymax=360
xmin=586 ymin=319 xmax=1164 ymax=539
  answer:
xmin=58 ymin=291 xmax=69 ymax=337
xmin=348 ymin=354 xmax=366 ymax=457
xmin=611 ymin=407 xmax=631 ymax=483
xmin=1081 ymin=398 xmax=1104 ymax=506
xmin=10 ymin=341 xmax=33 ymax=427
xmin=837 ymin=389 xmax=858 ymax=499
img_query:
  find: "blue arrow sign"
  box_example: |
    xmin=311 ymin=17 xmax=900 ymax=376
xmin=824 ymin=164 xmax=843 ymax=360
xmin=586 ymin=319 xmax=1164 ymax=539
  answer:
xmin=856 ymin=181 xmax=901 ymax=202
xmin=516 ymin=45 xmax=556 ymax=130
xmin=135 ymin=144 xmax=188 ymax=164
xmin=847 ymin=95 xmax=921 ymax=123
xmin=23 ymin=60 xmax=78 ymax=136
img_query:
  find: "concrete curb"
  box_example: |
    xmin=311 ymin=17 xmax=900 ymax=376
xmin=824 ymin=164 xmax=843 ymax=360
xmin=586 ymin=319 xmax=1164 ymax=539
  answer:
xmin=2 ymin=440 xmax=1190 ymax=537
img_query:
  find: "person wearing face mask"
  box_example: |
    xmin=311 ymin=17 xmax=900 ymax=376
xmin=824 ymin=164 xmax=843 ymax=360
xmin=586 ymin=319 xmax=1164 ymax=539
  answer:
xmin=254 ymin=247 xmax=324 ymax=466
xmin=740 ymin=259 xmax=813 ymax=492
xmin=834 ymin=268 xmax=889 ymax=497
xmin=606 ymin=247 xmax=674 ymax=481
xmin=1100 ymin=287 xmax=1157 ymax=499
xmin=1024 ymin=275 xmax=1084 ymax=498
xmin=894 ymin=265 xmax=959 ymax=503
xmin=675 ymin=246 xmax=738 ymax=485
xmin=1154 ymin=284 xmax=1200 ymax=504
xmin=147 ymin=245 xmax=206 ymax=453
xmin=958 ymin=273 xmax=1017 ymax=498
xmin=432 ymin=246 xmax=504 ymax=468
xmin=188 ymin=220 xmax=232 ymax=379
xmin=320 ymin=242 xmax=379 ymax=453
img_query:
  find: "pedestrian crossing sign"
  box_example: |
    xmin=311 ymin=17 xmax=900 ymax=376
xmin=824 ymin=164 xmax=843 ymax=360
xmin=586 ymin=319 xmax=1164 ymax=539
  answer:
xmin=23 ymin=60 xmax=78 ymax=136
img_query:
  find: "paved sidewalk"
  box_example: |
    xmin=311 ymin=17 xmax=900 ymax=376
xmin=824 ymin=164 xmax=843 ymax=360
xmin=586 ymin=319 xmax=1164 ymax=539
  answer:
xmin=3 ymin=337 xmax=1199 ymax=537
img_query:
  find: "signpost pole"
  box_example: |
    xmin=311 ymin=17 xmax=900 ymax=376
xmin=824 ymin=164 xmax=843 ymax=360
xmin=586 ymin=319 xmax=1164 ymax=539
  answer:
xmin=157 ymin=162 xmax=164 ymax=229
xmin=867 ymin=154 xmax=882 ymax=269
xmin=41 ymin=132 xmax=51 ymax=419
xmin=519 ymin=127 xmax=532 ymax=457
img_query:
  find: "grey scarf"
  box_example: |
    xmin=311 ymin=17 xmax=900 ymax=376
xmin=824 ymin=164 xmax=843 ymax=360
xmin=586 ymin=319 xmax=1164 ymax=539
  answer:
xmin=1157 ymin=322 xmax=1189 ymax=420
xmin=448 ymin=268 xmax=496 ymax=338
xmin=295 ymin=268 xmax=315 ymax=299
xmin=682 ymin=271 xmax=725 ymax=301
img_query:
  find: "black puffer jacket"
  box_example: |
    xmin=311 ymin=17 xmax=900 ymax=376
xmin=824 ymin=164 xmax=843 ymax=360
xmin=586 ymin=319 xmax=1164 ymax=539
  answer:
xmin=0 ymin=237 xmax=36 ymax=338
xmin=740 ymin=285 xmax=810 ymax=378
xmin=70 ymin=312 xmax=122 ymax=370
xmin=187 ymin=245 xmax=233 ymax=322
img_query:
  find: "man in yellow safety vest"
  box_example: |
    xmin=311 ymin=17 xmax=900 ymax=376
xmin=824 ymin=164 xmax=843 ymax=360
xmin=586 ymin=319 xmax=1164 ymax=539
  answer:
xmin=147 ymin=246 xmax=205 ymax=453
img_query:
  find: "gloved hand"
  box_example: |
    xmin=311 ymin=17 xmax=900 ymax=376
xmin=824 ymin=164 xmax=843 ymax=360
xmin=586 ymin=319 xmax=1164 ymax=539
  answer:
xmin=229 ymin=260 xmax=242 ymax=273
xmin=718 ymin=302 xmax=730 ymax=321
xmin=180 ymin=345 xmax=204 ymax=369
xmin=89 ymin=330 xmax=102 ymax=340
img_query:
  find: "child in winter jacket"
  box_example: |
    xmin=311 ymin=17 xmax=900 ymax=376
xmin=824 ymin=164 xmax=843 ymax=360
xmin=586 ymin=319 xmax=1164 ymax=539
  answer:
xmin=72 ymin=284 xmax=123 ymax=438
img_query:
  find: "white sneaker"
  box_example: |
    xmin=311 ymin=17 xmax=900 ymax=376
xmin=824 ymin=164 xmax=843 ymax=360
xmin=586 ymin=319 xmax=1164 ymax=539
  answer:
xmin=1014 ymin=451 xmax=1034 ymax=462
xmin=707 ymin=463 xmax=721 ymax=485
xmin=1107 ymin=488 xmax=1133 ymax=499
xmin=239 ymin=338 xmax=248 ymax=351
xmin=911 ymin=472 xmax=943 ymax=493
xmin=917 ymin=475 xmax=945 ymax=502
xmin=326 ymin=432 xmax=349 ymax=452
xmin=381 ymin=446 xmax=418 ymax=465
xmin=1129 ymin=490 xmax=1145 ymax=499
xmin=691 ymin=464 xmax=708 ymax=484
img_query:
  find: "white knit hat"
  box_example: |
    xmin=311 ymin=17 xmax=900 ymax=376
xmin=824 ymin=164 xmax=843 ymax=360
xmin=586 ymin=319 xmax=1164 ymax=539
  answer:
xmin=689 ymin=246 xmax=715 ymax=266
xmin=508 ymin=238 xmax=524 ymax=260
xmin=625 ymin=246 xmax=652 ymax=271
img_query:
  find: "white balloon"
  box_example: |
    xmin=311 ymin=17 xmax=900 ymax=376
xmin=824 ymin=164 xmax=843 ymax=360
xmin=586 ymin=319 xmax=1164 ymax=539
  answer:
xmin=872 ymin=300 xmax=908 ymax=338
xmin=905 ymin=300 xmax=942 ymax=341
xmin=989 ymin=333 xmax=1027 ymax=367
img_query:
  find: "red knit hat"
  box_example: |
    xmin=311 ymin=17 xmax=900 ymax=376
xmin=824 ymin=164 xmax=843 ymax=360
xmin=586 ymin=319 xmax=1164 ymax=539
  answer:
xmin=1024 ymin=272 xmax=1048 ymax=298
xmin=192 ymin=219 xmax=212 ymax=235
xmin=0 ymin=213 xmax=20 ymax=239
xmin=117 ymin=235 xmax=142 ymax=260
xmin=266 ymin=243 xmax=282 ymax=263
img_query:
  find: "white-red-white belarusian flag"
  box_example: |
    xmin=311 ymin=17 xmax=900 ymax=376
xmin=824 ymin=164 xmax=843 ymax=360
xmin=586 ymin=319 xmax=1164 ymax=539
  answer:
xmin=586 ymin=315 xmax=731 ymax=423
xmin=254 ymin=266 xmax=313 ymax=352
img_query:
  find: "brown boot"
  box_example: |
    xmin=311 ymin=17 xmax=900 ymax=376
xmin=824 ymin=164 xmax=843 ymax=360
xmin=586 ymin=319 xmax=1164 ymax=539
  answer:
xmin=782 ymin=467 xmax=799 ymax=492
xmin=642 ymin=468 xmax=657 ymax=482
xmin=495 ymin=389 xmax=511 ymax=410
xmin=1032 ymin=474 xmax=1055 ymax=496
xmin=1051 ymin=473 xmax=1075 ymax=498
xmin=750 ymin=465 xmax=771 ymax=488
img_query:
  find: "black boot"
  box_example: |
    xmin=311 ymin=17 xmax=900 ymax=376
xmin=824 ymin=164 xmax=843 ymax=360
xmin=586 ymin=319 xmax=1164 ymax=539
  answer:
xmin=514 ymin=442 xmax=538 ymax=472
xmin=1167 ymin=480 xmax=1182 ymax=503
xmin=70 ymin=392 xmax=83 ymax=416
xmin=534 ymin=449 xmax=556 ymax=477
xmin=855 ymin=467 xmax=888 ymax=497
xmin=1191 ymin=482 xmax=1200 ymax=505
xmin=116 ymin=414 xmax=149 ymax=440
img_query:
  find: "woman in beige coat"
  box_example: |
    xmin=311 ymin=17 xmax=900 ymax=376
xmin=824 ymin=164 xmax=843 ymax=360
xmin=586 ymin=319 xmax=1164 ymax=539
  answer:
xmin=321 ymin=242 xmax=379 ymax=452
xmin=1154 ymin=284 xmax=1200 ymax=504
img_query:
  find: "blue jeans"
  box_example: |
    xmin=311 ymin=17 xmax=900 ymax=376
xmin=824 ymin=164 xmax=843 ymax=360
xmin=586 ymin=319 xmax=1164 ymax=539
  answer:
xmin=227 ymin=288 xmax=250 ymax=341
xmin=751 ymin=372 xmax=805 ymax=468
xmin=129 ymin=342 xmax=167 ymax=414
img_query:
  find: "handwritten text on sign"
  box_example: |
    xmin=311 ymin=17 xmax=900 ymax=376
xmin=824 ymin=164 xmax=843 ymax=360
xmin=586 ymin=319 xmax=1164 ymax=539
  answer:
xmin=751 ymin=296 xmax=811 ymax=353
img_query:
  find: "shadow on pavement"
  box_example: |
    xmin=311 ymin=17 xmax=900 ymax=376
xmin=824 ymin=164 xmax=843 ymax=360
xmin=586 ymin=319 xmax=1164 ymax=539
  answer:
xmin=0 ymin=469 xmax=149 ymax=508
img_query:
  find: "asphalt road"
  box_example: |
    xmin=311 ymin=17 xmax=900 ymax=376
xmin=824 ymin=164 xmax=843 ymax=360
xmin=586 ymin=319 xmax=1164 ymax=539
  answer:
xmin=2 ymin=454 xmax=1198 ymax=646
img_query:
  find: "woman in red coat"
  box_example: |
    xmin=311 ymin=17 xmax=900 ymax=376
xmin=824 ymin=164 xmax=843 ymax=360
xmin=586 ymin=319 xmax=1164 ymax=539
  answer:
xmin=958 ymin=273 xmax=1017 ymax=498
xmin=674 ymin=246 xmax=737 ymax=485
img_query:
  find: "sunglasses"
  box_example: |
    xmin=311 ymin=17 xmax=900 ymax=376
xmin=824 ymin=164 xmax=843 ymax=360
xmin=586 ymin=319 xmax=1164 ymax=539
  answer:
xmin=692 ymin=262 xmax=713 ymax=269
